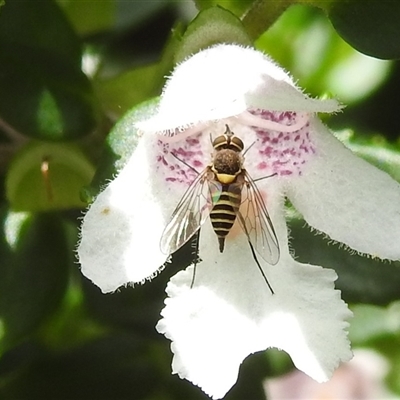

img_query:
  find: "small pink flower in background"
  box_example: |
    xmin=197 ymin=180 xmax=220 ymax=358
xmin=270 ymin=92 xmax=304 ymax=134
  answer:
xmin=78 ymin=44 xmax=400 ymax=398
xmin=265 ymin=350 xmax=395 ymax=399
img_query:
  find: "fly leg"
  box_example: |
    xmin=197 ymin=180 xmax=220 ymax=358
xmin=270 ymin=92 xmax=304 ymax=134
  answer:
xmin=190 ymin=229 xmax=201 ymax=288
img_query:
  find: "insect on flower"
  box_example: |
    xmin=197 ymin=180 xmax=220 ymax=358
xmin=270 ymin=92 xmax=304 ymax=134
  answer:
xmin=160 ymin=125 xmax=280 ymax=292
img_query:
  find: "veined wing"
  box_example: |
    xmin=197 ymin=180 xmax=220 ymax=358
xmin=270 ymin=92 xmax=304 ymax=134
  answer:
xmin=160 ymin=168 xmax=217 ymax=255
xmin=235 ymin=170 xmax=280 ymax=265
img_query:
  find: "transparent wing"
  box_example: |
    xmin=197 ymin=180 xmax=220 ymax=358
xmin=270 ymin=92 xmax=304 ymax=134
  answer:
xmin=235 ymin=171 xmax=280 ymax=265
xmin=160 ymin=169 xmax=218 ymax=255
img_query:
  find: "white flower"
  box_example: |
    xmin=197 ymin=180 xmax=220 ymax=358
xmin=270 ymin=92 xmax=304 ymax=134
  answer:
xmin=78 ymin=44 xmax=400 ymax=399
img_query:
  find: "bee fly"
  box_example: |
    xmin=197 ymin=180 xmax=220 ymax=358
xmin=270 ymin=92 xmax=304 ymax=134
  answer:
xmin=160 ymin=125 xmax=280 ymax=293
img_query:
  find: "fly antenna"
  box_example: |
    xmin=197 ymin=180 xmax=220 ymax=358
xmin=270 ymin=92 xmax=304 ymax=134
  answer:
xmin=224 ymin=124 xmax=233 ymax=136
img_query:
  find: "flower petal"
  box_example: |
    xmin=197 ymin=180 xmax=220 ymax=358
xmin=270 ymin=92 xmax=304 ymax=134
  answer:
xmin=156 ymin=194 xmax=352 ymax=399
xmin=137 ymin=44 xmax=341 ymax=135
xmin=288 ymin=117 xmax=400 ymax=260
xmin=78 ymin=133 xmax=182 ymax=293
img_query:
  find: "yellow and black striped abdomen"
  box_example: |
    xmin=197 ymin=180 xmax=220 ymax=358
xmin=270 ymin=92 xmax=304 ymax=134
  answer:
xmin=210 ymin=185 xmax=241 ymax=252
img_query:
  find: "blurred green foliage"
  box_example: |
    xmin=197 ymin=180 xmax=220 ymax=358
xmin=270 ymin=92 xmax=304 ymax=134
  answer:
xmin=0 ymin=0 xmax=399 ymax=398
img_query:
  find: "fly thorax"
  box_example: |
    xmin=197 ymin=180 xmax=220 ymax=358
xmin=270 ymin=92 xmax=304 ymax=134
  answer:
xmin=212 ymin=149 xmax=242 ymax=184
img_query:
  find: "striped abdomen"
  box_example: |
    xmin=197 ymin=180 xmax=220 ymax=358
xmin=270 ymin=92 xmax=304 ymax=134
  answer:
xmin=210 ymin=184 xmax=241 ymax=252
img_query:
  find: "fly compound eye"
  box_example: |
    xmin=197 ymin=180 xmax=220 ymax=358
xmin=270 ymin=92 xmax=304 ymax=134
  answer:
xmin=231 ymin=136 xmax=244 ymax=152
xmin=212 ymin=135 xmax=227 ymax=150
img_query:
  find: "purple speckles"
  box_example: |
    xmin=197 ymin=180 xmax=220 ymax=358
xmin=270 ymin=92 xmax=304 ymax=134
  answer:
xmin=155 ymin=109 xmax=315 ymax=184
xmin=249 ymin=109 xmax=315 ymax=176
xmin=157 ymin=139 xmax=170 ymax=155
xmin=192 ymin=159 xmax=203 ymax=169
xmin=259 ymin=146 xmax=273 ymax=157
xmin=156 ymin=132 xmax=205 ymax=186
xmin=186 ymin=137 xmax=200 ymax=146
xmin=258 ymin=161 xmax=268 ymax=170
xmin=173 ymin=147 xmax=198 ymax=159
xmin=156 ymin=155 xmax=168 ymax=166
xmin=252 ymin=109 xmax=298 ymax=124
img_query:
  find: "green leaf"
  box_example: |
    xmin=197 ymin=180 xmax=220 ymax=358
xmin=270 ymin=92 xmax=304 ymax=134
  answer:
xmin=95 ymin=21 xmax=182 ymax=118
xmin=0 ymin=0 xmax=81 ymax=65
xmin=57 ymin=0 xmax=116 ymax=36
xmin=0 ymin=334 xmax=161 ymax=399
xmin=289 ymin=218 xmax=400 ymax=306
xmin=112 ymin=0 xmax=169 ymax=34
xmin=95 ymin=64 xmax=160 ymax=118
xmin=349 ymin=302 xmax=400 ymax=344
xmin=380 ymin=339 xmax=400 ymax=396
xmin=174 ymin=6 xmax=252 ymax=64
xmin=89 ymin=98 xmax=158 ymax=195
xmin=242 ymin=0 xmax=292 ymax=40
xmin=0 ymin=0 xmax=98 ymax=139
xmin=194 ymin=0 xmax=255 ymax=16
xmin=255 ymin=5 xmax=392 ymax=105
xmin=328 ymin=0 xmax=400 ymax=59
xmin=336 ymin=130 xmax=400 ymax=183
xmin=0 ymin=210 xmax=70 ymax=352
xmin=59 ymin=0 xmax=169 ymax=36
xmin=6 ymin=142 xmax=95 ymax=212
